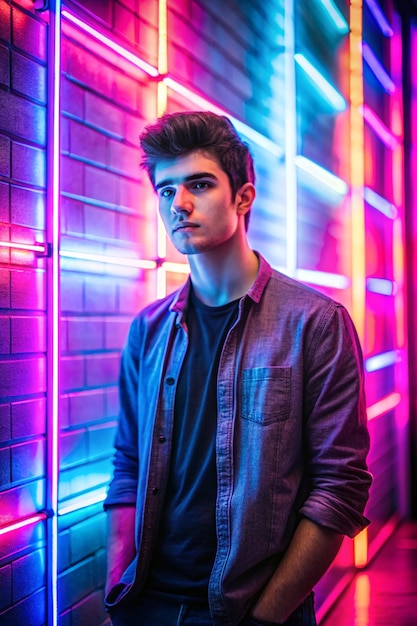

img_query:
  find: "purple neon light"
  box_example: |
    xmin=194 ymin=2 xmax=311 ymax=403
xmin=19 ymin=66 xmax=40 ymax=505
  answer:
xmin=364 ymin=0 xmax=393 ymax=37
xmin=0 ymin=513 xmax=47 ymax=537
xmin=62 ymin=10 xmax=159 ymax=77
xmin=361 ymin=105 xmax=397 ymax=149
xmin=362 ymin=42 xmax=395 ymax=93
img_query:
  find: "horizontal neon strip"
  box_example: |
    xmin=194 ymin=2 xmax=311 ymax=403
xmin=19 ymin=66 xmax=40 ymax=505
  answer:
xmin=58 ymin=488 xmax=107 ymax=516
xmin=361 ymin=105 xmax=397 ymax=149
xmin=364 ymin=187 xmax=397 ymax=218
xmin=0 ymin=241 xmax=47 ymax=254
xmin=367 ymin=277 xmax=396 ymax=295
xmin=60 ymin=250 xmax=157 ymax=270
xmin=163 ymin=77 xmax=283 ymax=157
xmin=294 ymin=54 xmax=346 ymax=111
xmin=0 ymin=512 xmax=47 ymax=537
xmin=365 ymin=349 xmax=400 ymax=372
xmin=161 ymin=261 xmax=190 ymax=274
xmin=362 ymin=42 xmax=395 ymax=93
xmin=296 ymin=268 xmax=350 ymax=289
xmin=367 ymin=392 xmax=401 ymax=420
xmin=317 ymin=0 xmax=349 ymax=33
xmin=62 ymin=10 xmax=159 ymax=77
xmin=295 ymin=155 xmax=348 ymax=195
xmin=364 ymin=0 xmax=393 ymax=36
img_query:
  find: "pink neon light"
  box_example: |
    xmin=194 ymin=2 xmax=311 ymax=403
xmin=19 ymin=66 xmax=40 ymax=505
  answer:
xmin=0 ymin=241 xmax=47 ymax=253
xmin=367 ymin=392 xmax=401 ymax=421
xmin=361 ymin=104 xmax=397 ymax=149
xmin=0 ymin=513 xmax=47 ymax=537
xmin=61 ymin=10 xmax=159 ymax=77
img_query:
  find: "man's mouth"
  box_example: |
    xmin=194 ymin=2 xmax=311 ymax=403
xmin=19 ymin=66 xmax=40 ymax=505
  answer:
xmin=173 ymin=223 xmax=199 ymax=233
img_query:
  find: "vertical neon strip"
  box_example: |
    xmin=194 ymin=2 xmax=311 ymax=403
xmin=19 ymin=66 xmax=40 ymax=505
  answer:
xmin=349 ymin=1 xmax=365 ymax=342
xmin=350 ymin=0 xmax=367 ymax=569
xmin=156 ymin=0 xmax=168 ymax=298
xmin=47 ymin=1 xmax=61 ymax=624
xmin=284 ymin=0 xmax=297 ymax=277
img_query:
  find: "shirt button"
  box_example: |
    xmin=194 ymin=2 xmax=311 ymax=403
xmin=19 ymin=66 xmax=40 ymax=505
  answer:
xmin=158 ymin=435 xmax=166 ymax=443
xmin=152 ymin=487 xmax=159 ymax=495
xmin=166 ymin=376 xmax=175 ymax=385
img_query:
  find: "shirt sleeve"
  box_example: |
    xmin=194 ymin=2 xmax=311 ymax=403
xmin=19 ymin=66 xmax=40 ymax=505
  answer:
xmin=299 ymin=304 xmax=372 ymax=537
xmin=104 ymin=317 xmax=140 ymax=509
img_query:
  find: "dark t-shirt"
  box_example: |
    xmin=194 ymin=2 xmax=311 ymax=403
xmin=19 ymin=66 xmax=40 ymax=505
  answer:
xmin=147 ymin=287 xmax=239 ymax=599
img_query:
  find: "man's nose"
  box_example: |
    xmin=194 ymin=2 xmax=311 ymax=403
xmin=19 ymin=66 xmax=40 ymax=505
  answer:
xmin=171 ymin=186 xmax=192 ymax=215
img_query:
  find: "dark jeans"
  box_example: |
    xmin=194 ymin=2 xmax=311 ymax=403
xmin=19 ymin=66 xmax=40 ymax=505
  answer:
xmin=109 ymin=590 xmax=317 ymax=626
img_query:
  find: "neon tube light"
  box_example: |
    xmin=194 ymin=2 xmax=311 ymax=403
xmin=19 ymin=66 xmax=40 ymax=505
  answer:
xmin=0 ymin=241 xmax=48 ymax=254
xmin=364 ymin=187 xmax=397 ymax=218
xmin=61 ymin=10 xmax=159 ymax=77
xmin=367 ymin=392 xmax=401 ymax=420
xmin=362 ymin=42 xmax=395 ymax=93
xmin=60 ymin=250 xmax=157 ymax=270
xmin=317 ymin=0 xmax=349 ymax=33
xmin=0 ymin=513 xmax=47 ymax=537
xmin=58 ymin=488 xmax=107 ymax=516
xmin=354 ymin=529 xmax=368 ymax=568
xmin=295 ymin=155 xmax=348 ymax=195
xmin=361 ymin=105 xmax=397 ymax=149
xmin=162 ymin=261 xmax=190 ymax=274
xmin=163 ymin=77 xmax=283 ymax=157
xmin=284 ymin=0 xmax=298 ymax=277
xmin=296 ymin=268 xmax=350 ymax=289
xmin=350 ymin=0 xmax=366 ymax=342
xmin=366 ymin=277 xmax=396 ymax=295
xmin=365 ymin=349 xmax=400 ymax=372
xmin=294 ymin=54 xmax=346 ymax=111
xmin=364 ymin=0 xmax=393 ymax=37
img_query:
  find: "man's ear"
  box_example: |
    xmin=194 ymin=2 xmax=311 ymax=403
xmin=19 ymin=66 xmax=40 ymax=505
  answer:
xmin=236 ymin=182 xmax=256 ymax=217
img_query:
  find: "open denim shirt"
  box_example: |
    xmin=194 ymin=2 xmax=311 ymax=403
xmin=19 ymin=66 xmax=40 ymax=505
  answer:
xmin=104 ymin=253 xmax=372 ymax=626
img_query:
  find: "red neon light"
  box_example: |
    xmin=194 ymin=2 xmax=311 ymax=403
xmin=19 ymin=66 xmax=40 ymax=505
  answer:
xmin=0 ymin=512 xmax=47 ymax=537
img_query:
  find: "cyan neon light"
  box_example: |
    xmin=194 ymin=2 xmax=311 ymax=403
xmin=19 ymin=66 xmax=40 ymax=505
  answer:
xmin=61 ymin=10 xmax=159 ymax=77
xmin=316 ymin=0 xmax=349 ymax=33
xmin=361 ymin=105 xmax=397 ymax=149
xmin=296 ymin=268 xmax=350 ymax=290
xmin=58 ymin=488 xmax=107 ymax=516
xmin=294 ymin=53 xmax=346 ymax=111
xmin=364 ymin=0 xmax=393 ymax=37
xmin=365 ymin=349 xmax=400 ymax=373
xmin=362 ymin=42 xmax=395 ymax=93
xmin=295 ymin=155 xmax=348 ymax=195
xmin=367 ymin=277 xmax=396 ymax=295
xmin=364 ymin=187 xmax=397 ymax=218
xmin=163 ymin=77 xmax=283 ymax=157
xmin=60 ymin=250 xmax=157 ymax=270
xmin=367 ymin=392 xmax=401 ymax=420
xmin=0 ymin=513 xmax=47 ymax=537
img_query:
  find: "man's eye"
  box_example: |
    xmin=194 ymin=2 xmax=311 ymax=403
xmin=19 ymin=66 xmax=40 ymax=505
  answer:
xmin=160 ymin=188 xmax=174 ymax=198
xmin=193 ymin=182 xmax=210 ymax=190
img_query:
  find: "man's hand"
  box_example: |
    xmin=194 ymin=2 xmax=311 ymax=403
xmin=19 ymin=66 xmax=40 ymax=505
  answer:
xmin=105 ymin=505 xmax=136 ymax=596
xmin=250 ymin=518 xmax=343 ymax=624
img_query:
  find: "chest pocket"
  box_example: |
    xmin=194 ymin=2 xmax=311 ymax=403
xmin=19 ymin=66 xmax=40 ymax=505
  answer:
xmin=241 ymin=367 xmax=291 ymax=425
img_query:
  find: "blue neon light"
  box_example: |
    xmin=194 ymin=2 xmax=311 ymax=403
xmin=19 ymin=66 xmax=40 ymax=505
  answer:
xmin=294 ymin=53 xmax=346 ymax=111
xmin=364 ymin=0 xmax=393 ymax=37
xmin=367 ymin=277 xmax=396 ymax=295
xmin=295 ymin=155 xmax=348 ymax=195
xmin=365 ymin=350 xmax=400 ymax=372
xmin=364 ymin=187 xmax=397 ymax=218
xmin=362 ymin=42 xmax=395 ymax=93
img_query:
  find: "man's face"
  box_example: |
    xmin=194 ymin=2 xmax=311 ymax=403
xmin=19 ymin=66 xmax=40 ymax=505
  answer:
xmin=154 ymin=150 xmax=245 ymax=256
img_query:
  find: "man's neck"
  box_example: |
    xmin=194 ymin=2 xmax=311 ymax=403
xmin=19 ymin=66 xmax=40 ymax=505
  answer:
xmin=188 ymin=242 xmax=259 ymax=307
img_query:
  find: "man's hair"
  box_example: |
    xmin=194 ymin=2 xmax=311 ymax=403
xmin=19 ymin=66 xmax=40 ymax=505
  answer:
xmin=139 ymin=111 xmax=255 ymax=229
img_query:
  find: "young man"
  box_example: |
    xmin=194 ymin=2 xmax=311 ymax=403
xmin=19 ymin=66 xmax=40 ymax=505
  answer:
xmin=104 ymin=111 xmax=372 ymax=626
